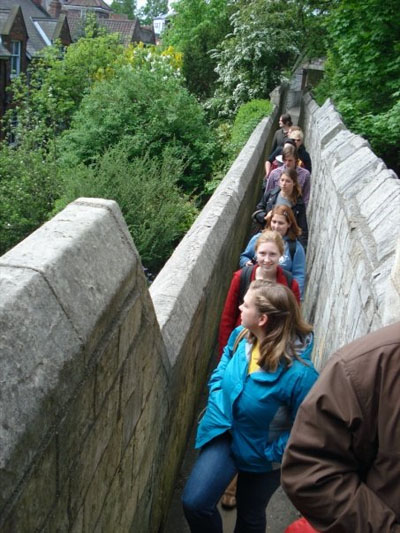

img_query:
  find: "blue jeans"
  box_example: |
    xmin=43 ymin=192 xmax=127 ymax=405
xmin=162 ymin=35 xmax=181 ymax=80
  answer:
xmin=182 ymin=434 xmax=281 ymax=533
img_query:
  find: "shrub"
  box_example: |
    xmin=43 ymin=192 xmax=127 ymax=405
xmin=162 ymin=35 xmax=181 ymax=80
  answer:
xmin=58 ymin=65 xmax=216 ymax=193
xmin=229 ymin=99 xmax=274 ymax=156
xmin=204 ymin=99 xmax=273 ymax=195
xmin=0 ymin=143 xmax=60 ymax=256
xmin=54 ymin=143 xmax=198 ymax=273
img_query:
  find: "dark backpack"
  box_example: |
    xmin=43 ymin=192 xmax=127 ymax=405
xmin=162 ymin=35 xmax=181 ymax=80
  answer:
xmin=287 ymin=239 xmax=296 ymax=262
xmin=239 ymin=265 xmax=293 ymax=306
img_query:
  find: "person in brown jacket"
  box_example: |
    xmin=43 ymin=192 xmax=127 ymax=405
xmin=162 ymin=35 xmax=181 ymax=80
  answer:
xmin=281 ymin=321 xmax=400 ymax=532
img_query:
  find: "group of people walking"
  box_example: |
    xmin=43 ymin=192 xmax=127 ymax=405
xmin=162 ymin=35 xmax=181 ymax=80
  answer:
xmin=181 ymin=113 xmax=400 ymax=533
xmin=182 ymin=114 xmax=316 ymax=532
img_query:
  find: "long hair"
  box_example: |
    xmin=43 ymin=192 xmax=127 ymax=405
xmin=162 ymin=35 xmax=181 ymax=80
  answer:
xmin=265 ymin=205 xmax=302 ymax=240
xmin=280 ymin=167 xmax=302 ymax=204
xmin=255 ymin=230 xmax=284 ymax=257
xmin=246 ymin=280 xmax=312 ymax=372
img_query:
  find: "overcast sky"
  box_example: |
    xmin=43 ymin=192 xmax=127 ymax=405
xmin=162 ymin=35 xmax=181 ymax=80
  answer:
xmin=104 ymin=0 xmax=147 ymax=7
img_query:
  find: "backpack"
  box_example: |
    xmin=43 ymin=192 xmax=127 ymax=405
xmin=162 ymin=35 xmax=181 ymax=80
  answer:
xmin=239 ymin=265 xmax=293 ymax=306
xmin=287 ymin=239 xmax=296 ymax=262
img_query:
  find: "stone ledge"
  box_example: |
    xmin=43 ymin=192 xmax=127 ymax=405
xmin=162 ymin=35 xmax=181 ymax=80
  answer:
xmin=302 ymin=94 xmax=400 ymax=365
xmin=150 ymin=113 xmax=277 ymax=367
xmin=0 ymin=199 xmax=141 ymax=519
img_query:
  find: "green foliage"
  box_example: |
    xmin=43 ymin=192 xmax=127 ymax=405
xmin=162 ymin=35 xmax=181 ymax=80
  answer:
xmin=313 ymin=0 xmax=400 ymax=172
xmin=0 ymin=142 xmax=60 ymax=256
xmin=163 ymin=0 xmax=233 ymax=99
xmin=229 ymin=99 xmax=273 ymax=155
xmin=55 ymin=144 xmax=197 ymax=272
xmin=208 ymin=0 xmax=302 ymax=118
xmin=296 ymin=0 xmax=337 ymax=59
xmin=4 ymin=31 xmax=123 ymax=143
xmin=110 ymin=0 xmax=137 ymax=19
xmin=1 ymin=35 xmax=212 ymax=267
xmin=204 ymin=99 xmax=273 ymax=194
xmin=58 ymin=64 xmax=216 ymax=192
xmin=137 ymin=0 xmax=168 ymax=24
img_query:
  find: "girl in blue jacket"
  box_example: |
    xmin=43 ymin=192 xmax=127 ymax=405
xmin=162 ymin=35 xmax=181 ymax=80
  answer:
xmin=182 ymin=281 xmax=318 ymax=533
xmin=240 ymin=205 xmax=306 ymax=297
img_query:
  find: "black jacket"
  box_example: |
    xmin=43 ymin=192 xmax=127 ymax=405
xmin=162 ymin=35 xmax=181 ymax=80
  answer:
xmin=253 ymin=187 xmax=308 ymax=249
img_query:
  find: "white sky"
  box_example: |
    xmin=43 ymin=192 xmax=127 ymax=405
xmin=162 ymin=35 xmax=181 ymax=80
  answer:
xmin=104 ymin=0 xmax=170 ymax=9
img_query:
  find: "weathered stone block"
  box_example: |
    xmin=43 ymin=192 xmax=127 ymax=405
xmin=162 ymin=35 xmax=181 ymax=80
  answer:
xmin=95 ymin=438 xmax=138 ymax=532
xmin=57 ymin=371 xmax=96 ymax=488
xmin=1 ymin=198 xmax=138 ymax=360
xmin=118 ymin=293 xmax=142 ymax=367
xmin=68 ymin=382 xmax=120 ymax=520
xmin=83 ymin=418 xmax=122 ymax=529
xmin=41 ymin=482 xmax=70 ymax=533
xmin=94 ymin=330 xmax=120 ymax=417
xmin=0 ymin=266 xmax=81 ymax=513
xmin=1 ymin=438 xmax=57 ymax=531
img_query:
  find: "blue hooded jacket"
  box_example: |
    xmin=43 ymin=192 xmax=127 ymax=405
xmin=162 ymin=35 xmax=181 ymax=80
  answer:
xmin=196 ymin=327 xmax=318 ymax=473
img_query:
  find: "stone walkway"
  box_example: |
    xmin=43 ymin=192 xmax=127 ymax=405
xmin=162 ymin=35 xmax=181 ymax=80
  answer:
xmin=163 ymin=373 xmax=300 ymax=533
xmin=164 ymin=96 xmax=304 ymax=533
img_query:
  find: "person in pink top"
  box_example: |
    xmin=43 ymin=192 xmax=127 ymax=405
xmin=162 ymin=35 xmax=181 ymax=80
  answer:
xmin=264 ymin=145 xmax=311 ymax=206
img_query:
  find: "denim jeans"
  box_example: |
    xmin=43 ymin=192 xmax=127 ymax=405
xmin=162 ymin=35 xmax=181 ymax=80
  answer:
xmin=182 ymin=433 xmax=281 ymax=533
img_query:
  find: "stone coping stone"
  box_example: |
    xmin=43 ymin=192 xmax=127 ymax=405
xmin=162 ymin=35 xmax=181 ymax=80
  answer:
xmin=0 ymin=198 xmax=139 ymax=514
xmin=150 ymin=112 xmax=277 ymax=367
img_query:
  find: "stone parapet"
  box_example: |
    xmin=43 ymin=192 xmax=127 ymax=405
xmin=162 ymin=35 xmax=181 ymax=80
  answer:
xmin=0 ymin=105 xmax=278 ymax=531
xmin=301 ymin=94 xmax=400 ymax=368
xmin=0 ymin=198 xmax=169 ymax=531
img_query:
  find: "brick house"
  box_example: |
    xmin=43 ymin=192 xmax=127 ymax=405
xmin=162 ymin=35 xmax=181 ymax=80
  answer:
xmin=0 ymin=6 xmax=28 ymax=120
xmin=0 ymin=0 xmax=156 ymax=125
xmin=63 ymin=0 xmax=155 ymax=45
xmin=0 ymin=0 xmax=71 ymax=124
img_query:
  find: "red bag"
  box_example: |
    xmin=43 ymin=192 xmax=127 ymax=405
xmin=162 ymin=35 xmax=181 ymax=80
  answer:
xmin=285 ymin=517 xmax=319 ymax=532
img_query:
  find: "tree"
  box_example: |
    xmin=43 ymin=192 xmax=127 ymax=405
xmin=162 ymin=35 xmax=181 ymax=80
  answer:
xmin=4 ymin=28 xmax=123 ymax=145
xmin=57 ymin=45 xmax=216 ymax=192
xmin=137 ymin=0 xmax=168 ymax=24
xmin=163 ymin=0 xmax=233 ymax=99
xmin=208 ymin=0 xmax=303 ymax=118
xmin=314 ymin=0 xmax=400 ymax=172
xmin=54 ymin=145 xmax=198 ymax=273
xmin=110 ymin=0 xmax=137 ymax=19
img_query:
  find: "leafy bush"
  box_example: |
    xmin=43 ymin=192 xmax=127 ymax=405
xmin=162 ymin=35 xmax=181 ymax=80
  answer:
xmin=313 ymin=0 xmax=400 ymax=173
xmin=163 ymin=0 xmax=233 ymax=99
xmin=54 ymin=143 xmax=198 ymax=272
xmin=0 ymin=142 xmax=60 ymax=256
xmin=229 ymin=99 xmax=274 ymax=155
xmin=204 ymin=99 xmax=273 ymax=194
xmin=5 ymin=31 xmax=124 ymax=143
xmin=58 ymin=64 xmax=216 ymax=192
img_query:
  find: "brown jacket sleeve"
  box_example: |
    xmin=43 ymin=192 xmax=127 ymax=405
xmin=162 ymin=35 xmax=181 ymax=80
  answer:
xmin=281 ymin=354 xmax=400 ymax=532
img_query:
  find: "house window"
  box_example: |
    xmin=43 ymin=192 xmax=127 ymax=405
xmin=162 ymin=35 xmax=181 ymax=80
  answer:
xmin=10 ymin=41 xmax=22 ymax=78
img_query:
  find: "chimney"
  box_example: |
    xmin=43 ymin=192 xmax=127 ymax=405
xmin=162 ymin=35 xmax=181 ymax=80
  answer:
xmin=48 ymin=0 xmax=62 ymax=18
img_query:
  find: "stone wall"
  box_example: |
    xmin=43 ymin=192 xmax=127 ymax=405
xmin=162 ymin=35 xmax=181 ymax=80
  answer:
xmin=301 ymin=94 xmax=400 ymax=368
xmin=0 ymin=107 xmax=278 ymax=531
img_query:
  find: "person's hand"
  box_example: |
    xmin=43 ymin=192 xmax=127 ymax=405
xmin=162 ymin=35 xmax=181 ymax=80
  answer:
xmin=264 ymin=211 xmax=272 ymax=224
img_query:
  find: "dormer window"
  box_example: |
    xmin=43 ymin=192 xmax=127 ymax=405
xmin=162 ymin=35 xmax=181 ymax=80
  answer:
xmin=10 ymin=41 xmax=21 ymax=78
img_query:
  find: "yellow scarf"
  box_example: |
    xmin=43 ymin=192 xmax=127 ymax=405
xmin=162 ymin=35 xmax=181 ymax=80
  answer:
xmin=248 ymin=341 xmax=261 ymax=374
